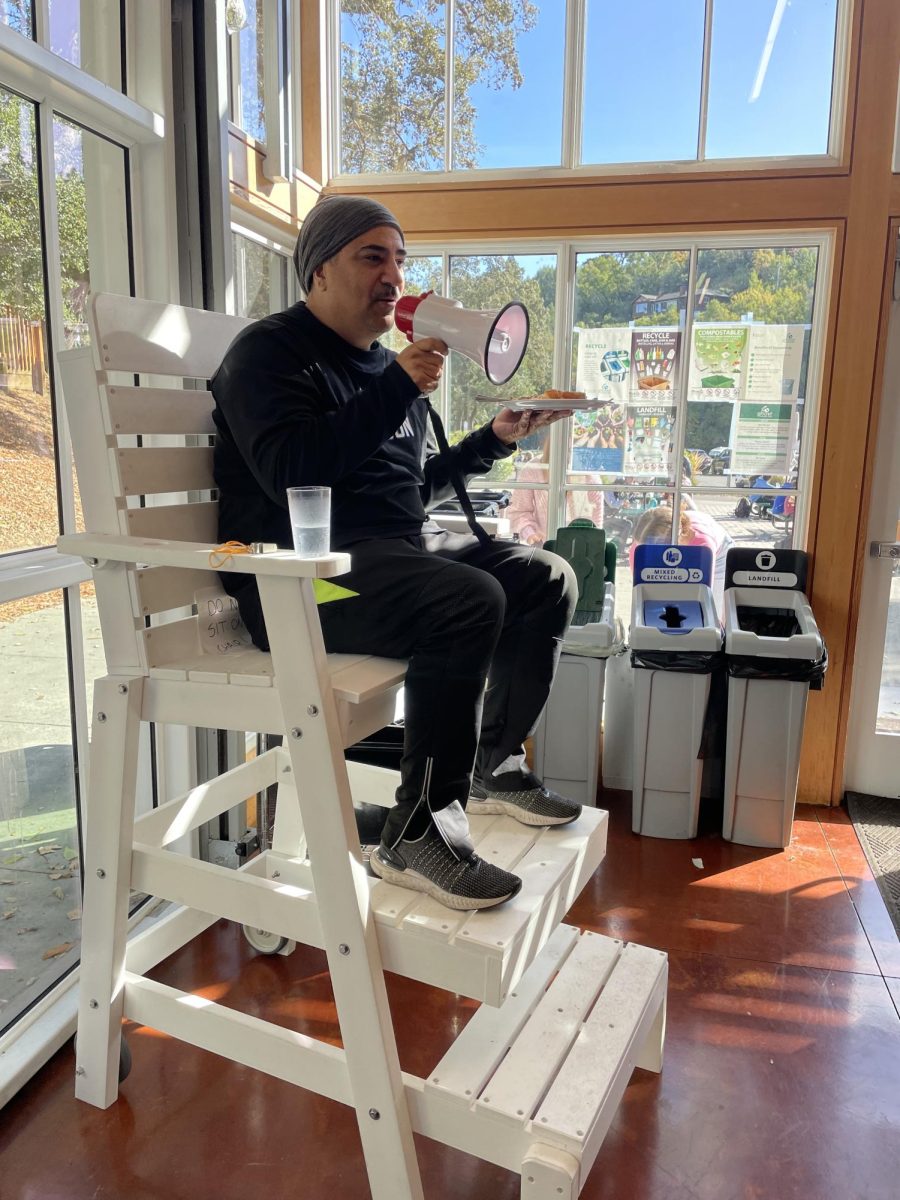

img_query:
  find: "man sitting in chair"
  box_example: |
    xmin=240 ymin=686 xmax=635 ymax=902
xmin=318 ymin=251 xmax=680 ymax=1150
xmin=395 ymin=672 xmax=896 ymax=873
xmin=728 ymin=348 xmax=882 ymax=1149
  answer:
xmin=211 ymin=194 xmax=580 ymax=912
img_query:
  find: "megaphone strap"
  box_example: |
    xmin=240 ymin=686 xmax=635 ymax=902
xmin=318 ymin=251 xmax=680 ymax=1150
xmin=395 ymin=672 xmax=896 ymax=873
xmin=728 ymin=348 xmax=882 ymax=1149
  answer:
xmin=425 ymin=401 xmax=493 ymax=548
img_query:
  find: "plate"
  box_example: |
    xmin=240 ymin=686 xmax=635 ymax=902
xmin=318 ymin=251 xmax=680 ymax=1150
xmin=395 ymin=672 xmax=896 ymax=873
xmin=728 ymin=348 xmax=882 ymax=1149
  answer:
xmin=477 ymin=395 xmax=605 ymax=411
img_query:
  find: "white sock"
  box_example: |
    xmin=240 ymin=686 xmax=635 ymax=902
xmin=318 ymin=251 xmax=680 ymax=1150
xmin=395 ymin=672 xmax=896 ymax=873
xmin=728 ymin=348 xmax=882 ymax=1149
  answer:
xmin=492 ymin=752 xmax=527 ymax=777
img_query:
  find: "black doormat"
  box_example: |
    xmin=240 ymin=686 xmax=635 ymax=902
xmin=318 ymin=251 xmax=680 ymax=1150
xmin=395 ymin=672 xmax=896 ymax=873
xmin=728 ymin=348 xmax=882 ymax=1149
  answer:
xmin=846 ymin=792 xmax=900 ymax=939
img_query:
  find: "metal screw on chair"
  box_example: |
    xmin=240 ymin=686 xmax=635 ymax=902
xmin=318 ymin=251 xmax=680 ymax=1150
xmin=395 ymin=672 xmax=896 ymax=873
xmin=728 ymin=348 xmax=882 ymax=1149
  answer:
xmin=290 ymin=727 xmax=303 ymax=739
xmin=87 ymin=557 xmax=98 ymax=566
xmin=117 ymin=684 xmax=128 ymax=694
xmin=368 ymin=1109 xmax=380 ymax=1120
xmin=89 ymin=1000 xmax=98 ymax=1009
xmin=338 ymin=943 xmax=350 ymax=956
xmin=75 ymin=1067 xmax=85 ymax=1076
xmin=96 ymin=868 xmax=106 ymax=878
xmin=97 ymin=712 xmax=107 ymax=722
xmin=307 ymin=704 xmax=318 ymax=716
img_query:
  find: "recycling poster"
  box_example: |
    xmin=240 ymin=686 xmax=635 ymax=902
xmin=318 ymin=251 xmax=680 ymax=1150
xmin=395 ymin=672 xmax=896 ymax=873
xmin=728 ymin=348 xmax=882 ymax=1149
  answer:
xmin=573 ymin=327 xmax=681 ymax=475
xmin=574 ymin=323 xmax=804 ymax=477
xmin=730 ymin=403 xmax=795 ymax=474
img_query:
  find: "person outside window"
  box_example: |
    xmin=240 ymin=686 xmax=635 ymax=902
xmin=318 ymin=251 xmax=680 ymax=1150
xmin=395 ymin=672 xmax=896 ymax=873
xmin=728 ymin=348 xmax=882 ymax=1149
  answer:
xmin=211 ymin=194 xmax=582 ymax=913
xmin=629 ymin=503 xmax=734 ymax=607
xmin=507 ymin=440 xmax=604 ymax=545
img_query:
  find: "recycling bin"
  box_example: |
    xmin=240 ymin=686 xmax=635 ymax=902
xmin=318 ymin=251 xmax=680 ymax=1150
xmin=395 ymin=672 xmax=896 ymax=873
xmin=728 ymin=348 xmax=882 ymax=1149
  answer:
xmin=630 ymin=545 xmax=722 ymax=839
xmin=532 ymin=524 xmax=619 ymax=806
xmin=722 ymin=549 xmax=826 ymax=848
xmin=532 ymin=582 xmax=620 ymax=806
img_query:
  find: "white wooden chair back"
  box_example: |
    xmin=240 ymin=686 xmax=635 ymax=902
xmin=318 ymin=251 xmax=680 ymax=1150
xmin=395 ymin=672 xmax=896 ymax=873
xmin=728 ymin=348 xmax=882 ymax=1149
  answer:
xmin=63 ymin=293 xmax=254 ymax=677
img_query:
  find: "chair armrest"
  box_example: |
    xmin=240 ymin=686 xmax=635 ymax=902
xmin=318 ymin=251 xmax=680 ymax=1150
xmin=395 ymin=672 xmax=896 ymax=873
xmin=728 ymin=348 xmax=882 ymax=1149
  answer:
xmin=57 ymin=532 xmax=351 ymax=578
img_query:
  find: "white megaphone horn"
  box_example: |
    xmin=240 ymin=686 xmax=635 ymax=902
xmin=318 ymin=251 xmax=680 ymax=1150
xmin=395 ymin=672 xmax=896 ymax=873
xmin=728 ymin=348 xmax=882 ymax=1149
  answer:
xmin=395 ymin=292 xmax=529 ymax=386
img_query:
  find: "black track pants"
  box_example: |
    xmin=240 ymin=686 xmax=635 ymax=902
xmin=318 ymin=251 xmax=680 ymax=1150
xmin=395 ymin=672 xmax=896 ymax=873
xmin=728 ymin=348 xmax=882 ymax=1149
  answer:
xmin=315 ymin=530 xmax=578 ymax=846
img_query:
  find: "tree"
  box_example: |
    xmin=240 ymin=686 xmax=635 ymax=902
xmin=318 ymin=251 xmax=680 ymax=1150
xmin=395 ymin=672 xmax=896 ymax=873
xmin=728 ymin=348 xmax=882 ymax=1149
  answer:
xmin=0 ymin=92 xmax=44 ymax=320
xmin=339 ymin=0 xmax=537 ymax=172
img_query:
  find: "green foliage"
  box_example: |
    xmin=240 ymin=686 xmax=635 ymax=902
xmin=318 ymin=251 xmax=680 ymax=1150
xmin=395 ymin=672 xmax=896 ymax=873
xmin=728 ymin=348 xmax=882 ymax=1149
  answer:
xmin=447 ymin=255 xmax=554 ymax=436
xmin=0 ymin=94 xmax=89 ymax=323
xmin=340 ymin=0 xmax=537 ymax=172
xmin=0 ymin=93 xmax=43 ymax=319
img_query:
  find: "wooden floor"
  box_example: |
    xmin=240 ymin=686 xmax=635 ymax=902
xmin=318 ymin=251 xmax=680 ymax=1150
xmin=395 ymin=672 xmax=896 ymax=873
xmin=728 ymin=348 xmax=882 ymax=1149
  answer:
xmin=2 ymin=791 xmax=899 ymax=1199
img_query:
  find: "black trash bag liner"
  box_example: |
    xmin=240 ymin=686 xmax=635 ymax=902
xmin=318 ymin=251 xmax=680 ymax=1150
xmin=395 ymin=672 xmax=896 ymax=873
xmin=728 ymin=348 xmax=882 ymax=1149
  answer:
xmin=736 ymin=606 xmax=801 ymax=638
xmin=631 ymin=648 xmax=726 ymax=675
xmin=727 ymin=645 xmax=828 ymax=691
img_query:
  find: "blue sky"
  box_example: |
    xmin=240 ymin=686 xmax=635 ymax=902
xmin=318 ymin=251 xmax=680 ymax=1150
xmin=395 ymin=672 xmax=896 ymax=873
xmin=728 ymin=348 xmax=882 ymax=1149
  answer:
xmin=456 ymin=0 xmax=838 ymax=167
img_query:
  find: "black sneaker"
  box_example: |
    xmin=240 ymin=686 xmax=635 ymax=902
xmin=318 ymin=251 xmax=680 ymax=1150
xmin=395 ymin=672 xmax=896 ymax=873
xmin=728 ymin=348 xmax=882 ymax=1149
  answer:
xmin=469 ymin=770 xmax=582 ymax=826
xmin=370 ymin=826 xmax=522 ymax=911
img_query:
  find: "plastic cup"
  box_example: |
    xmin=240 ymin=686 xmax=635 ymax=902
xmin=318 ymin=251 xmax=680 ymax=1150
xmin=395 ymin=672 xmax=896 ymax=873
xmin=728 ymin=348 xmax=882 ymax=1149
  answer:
xmin=287 ymin=486 xmax=331 ymax=558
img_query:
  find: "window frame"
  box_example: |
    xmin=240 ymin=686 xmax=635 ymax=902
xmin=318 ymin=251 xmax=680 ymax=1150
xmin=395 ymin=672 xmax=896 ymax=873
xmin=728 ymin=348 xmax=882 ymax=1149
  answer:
xmin=325 ymin=0 xmax=854 ymax=184
xmin=407 ymin=228 xmax=833 ymax=550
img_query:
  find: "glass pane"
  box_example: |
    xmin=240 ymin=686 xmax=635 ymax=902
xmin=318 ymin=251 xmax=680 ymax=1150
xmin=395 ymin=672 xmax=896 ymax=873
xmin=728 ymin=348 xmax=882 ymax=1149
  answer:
xmin=48 ymin=0 xmax=123 ymax=90
xmin=53 ymin=116 xmax=131 ymax=536
xmin=340 ymin=1 xmax=444 ymax=173
xmin=678 ymin=490 xmax=785 ymax=610
xmin=687 ymin=246 xmax=818 ymax=491
xmin=382 ymin=255 xmax=442 ymax=355
xmin=1 ymin=0 xmax=32 ymax=37
xmin=507 ymin=476 xmax=606 ymax=547
xmin=230 ymin=0 xmax=266 ymax=142
xmin=452 ymin=0 xmax=564 ymax=170
xmin=0 ymin=591 xmax=81 ymax=1035
xmin=582 ymin=0 xmax=704 ymax=165
xmin=571 ymin=249 xmax=690 ymax=489
xmin=707 ymin=0 xmax=837 ymax=159
xmin=0 ymin=88 xmax=56 ymax=555
xmin=54 ymin=116 xmax=131 ymax=349
xmin=232 ymin=233 xmax=289 ymax=319
xmin=446 ymin=253 xmax=556 ymax=484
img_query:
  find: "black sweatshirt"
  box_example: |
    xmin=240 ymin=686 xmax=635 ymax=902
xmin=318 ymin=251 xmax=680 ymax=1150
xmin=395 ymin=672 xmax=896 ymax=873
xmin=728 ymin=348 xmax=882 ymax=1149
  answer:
xmin=210 ymin=303 xmax=514 ymax=597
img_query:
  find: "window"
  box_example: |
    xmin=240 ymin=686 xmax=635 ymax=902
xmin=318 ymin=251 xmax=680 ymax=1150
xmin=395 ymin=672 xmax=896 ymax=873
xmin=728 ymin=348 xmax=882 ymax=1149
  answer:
xmin=227 ymin=0 xmax=267 ymax=143
xmin=0 ymin=2 xmax=174 ymax=1062
xmin=232 ymin=229 xmax=294 ymax=319
xmin=338 ymin=0 xmax=567 ymax=174
xmin=334 ymin=0 xmax=848 ymax=177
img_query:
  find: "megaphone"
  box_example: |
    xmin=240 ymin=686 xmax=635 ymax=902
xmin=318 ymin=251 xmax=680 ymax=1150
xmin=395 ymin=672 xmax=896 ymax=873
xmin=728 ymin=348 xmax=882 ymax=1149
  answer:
xmin=395 ymin=291 xmax=529 ymax=386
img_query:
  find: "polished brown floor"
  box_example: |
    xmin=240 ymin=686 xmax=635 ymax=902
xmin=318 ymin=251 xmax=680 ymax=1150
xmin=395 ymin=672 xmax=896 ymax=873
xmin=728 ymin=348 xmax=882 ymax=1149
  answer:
xmin=3 ymin=792 xmax=900 ymax=1200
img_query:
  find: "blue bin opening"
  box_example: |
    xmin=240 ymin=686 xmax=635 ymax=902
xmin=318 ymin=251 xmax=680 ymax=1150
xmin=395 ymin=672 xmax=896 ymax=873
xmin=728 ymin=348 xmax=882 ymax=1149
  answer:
xmin=642 ymin=600 xmax=706 ymax=634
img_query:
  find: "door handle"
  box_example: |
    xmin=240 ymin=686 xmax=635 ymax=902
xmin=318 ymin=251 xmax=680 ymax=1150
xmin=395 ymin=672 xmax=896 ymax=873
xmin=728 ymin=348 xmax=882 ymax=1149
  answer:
xmin=870 ymin=541 xmax=900 ymax=558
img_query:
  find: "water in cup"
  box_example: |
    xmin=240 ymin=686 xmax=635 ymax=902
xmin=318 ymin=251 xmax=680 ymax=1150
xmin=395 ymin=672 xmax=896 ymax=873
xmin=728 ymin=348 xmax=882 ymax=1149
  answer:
xmin=292 ymin=522 xmax=329 ymax=558
xmin=287 ymin=486 xmax=331 ymax=558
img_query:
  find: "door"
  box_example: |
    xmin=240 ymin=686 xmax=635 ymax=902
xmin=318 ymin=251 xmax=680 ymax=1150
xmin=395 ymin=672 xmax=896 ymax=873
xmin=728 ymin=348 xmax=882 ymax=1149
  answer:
xmin=845 ymin=233 xmax=900 ymax=798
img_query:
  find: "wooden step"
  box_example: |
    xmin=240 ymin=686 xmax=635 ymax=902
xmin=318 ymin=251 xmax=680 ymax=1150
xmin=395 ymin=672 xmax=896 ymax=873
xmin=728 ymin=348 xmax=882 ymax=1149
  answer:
xmin=410 ymin=926 xmax=667 ymax=1190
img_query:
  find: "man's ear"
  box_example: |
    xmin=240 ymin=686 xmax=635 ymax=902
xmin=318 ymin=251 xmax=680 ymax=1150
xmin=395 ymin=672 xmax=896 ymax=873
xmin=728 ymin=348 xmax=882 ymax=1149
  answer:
xmin=313 ymin=263 xmax=327 ymax=292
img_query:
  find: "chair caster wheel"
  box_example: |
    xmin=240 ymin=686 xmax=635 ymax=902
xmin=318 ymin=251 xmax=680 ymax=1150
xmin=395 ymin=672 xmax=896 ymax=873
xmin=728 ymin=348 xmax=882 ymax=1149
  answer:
xmin=242 ymin=924 xmax=290 ymax=955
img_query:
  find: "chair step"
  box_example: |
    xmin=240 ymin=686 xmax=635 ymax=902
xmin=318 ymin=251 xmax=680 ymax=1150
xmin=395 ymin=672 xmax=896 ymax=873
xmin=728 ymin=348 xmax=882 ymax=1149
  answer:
xmin=369 ymin=808 xmax=608 ymax=1007
xmin=417 ymin=926 xmax=667 ymax=1188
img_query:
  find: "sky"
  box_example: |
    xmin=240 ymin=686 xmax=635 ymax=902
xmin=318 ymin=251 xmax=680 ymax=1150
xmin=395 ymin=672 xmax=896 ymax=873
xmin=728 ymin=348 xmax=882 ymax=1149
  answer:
xmin=446 ymin=0 xmax=837 ymax=167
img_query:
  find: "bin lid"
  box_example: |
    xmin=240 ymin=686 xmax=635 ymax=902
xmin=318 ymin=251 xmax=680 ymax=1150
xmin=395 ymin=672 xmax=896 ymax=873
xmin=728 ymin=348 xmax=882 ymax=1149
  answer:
xmin=725 ymin=548 xmax=808 ymax=591
xmin=544 ymin=521 xmax=609 ymax=620
xmin=633 ymin=544 xmax=712 ymax=586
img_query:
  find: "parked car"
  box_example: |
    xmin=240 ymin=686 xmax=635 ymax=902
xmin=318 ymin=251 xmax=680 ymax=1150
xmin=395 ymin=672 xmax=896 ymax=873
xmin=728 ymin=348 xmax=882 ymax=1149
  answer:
xmin=709 ymin=446 xmax=731 ymax=474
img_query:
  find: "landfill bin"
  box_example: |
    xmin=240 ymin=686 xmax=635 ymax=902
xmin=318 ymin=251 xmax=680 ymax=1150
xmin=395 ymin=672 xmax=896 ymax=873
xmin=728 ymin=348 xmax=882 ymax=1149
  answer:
xmin=630 ymin=544 xmax=722 ymax=839
xmin=721 ymin=549 xmax=826 ymax=848
xmin=532 ymin=523 xmax=621 ymax=805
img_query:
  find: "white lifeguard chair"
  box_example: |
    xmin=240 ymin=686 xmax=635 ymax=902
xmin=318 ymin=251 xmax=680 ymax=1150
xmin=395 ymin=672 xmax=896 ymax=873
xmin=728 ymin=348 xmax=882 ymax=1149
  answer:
xmin=57 ymin=292 xmax=667 ymax=1200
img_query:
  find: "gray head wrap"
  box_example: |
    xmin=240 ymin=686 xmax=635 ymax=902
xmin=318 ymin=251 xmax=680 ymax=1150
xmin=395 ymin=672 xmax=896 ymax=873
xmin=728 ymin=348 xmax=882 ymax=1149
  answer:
xmin=293 ymin=195 xmax=404 ymax=295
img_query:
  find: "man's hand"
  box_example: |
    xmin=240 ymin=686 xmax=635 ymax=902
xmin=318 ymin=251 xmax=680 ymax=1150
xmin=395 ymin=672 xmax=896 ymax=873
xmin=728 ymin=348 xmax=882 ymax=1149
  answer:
xmin=396 ymin=337 xmax=448 ymax=394
xmin=491 ymin=406 xmax=574 ymax=446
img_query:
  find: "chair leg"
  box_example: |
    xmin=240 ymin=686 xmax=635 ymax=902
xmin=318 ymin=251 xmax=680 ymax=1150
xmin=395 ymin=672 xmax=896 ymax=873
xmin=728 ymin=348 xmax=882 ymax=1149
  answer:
xmin=74 ymin=676 xmax=144 ymax=1108
xmin=521 ymin=1145 xmax=580 ymax=1200
xmin=636 ymin=987 xmax=667 ymax=1074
